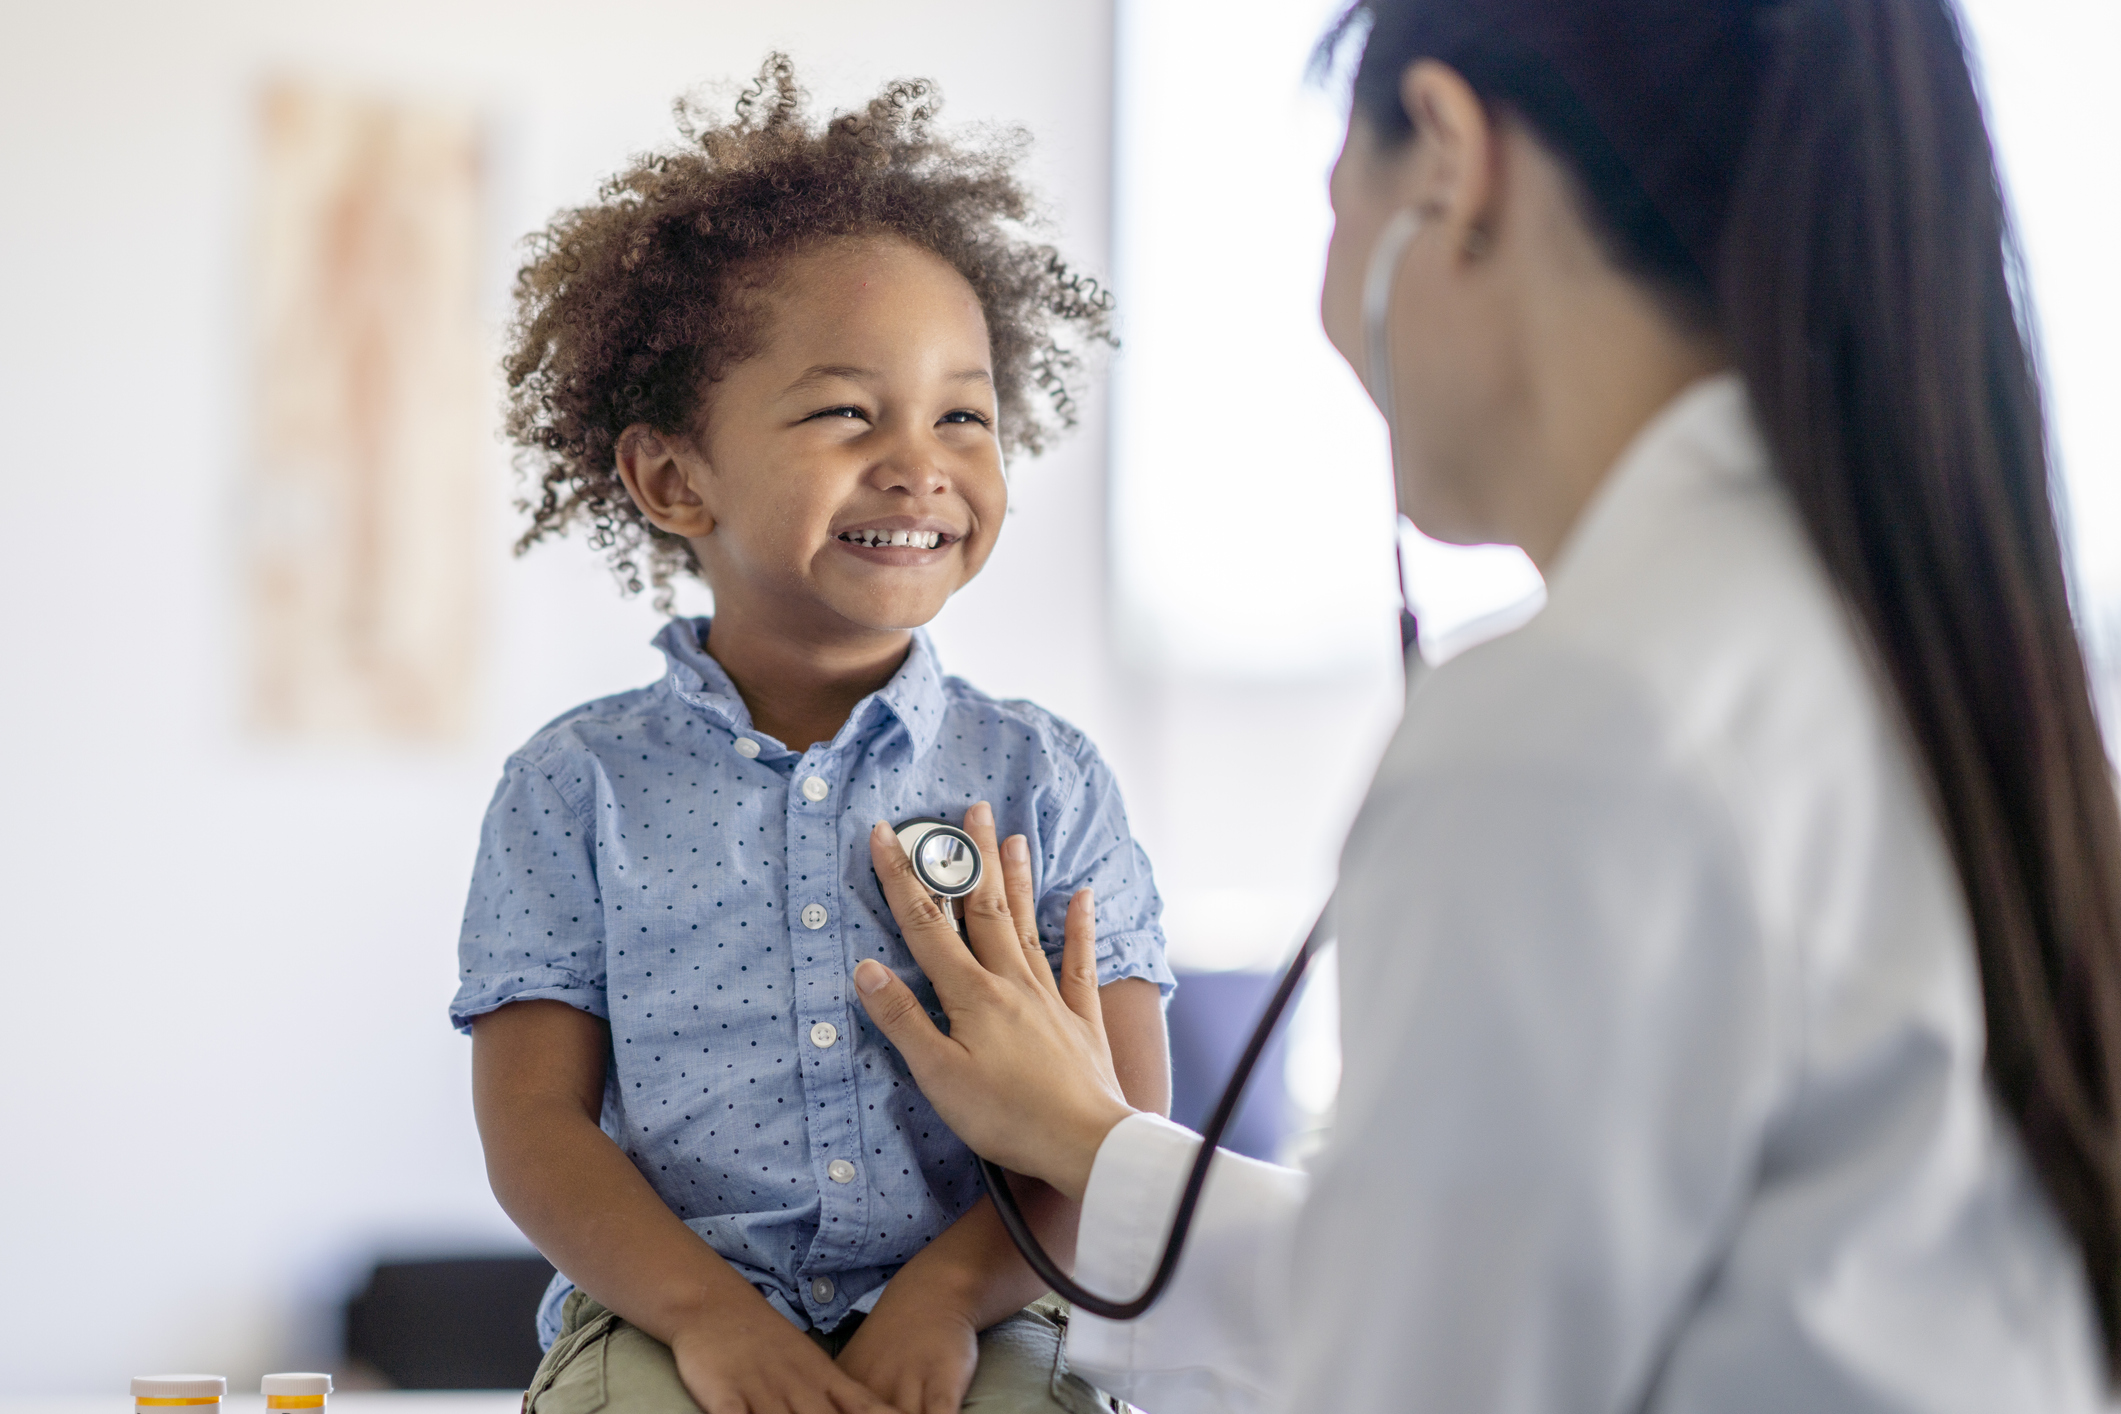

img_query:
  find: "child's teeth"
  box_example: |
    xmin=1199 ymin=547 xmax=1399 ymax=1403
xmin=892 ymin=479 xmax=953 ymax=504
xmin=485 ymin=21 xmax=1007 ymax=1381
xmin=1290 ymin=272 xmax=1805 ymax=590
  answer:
xmin=845 ymin=529 xmax=942 ymax=548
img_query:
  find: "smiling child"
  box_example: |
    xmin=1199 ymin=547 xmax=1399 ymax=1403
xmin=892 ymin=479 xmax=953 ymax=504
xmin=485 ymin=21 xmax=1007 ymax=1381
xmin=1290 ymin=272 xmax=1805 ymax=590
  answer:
xmin=450 ymin=59 xmax=1172 ymax=1414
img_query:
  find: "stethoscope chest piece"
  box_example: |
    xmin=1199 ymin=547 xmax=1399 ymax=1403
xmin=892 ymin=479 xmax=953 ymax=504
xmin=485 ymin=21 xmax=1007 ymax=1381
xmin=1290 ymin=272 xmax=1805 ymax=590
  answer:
xmin=892 ymin=817 xmax=983 ymax=903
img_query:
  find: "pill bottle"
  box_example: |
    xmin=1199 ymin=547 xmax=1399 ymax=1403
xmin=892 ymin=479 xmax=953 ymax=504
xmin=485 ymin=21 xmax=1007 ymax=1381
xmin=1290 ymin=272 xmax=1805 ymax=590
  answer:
xmin=131 ymin=1375 xmax=225 ymax=1409
xmin=262 ymin=1373 xmax=333 ymax=1410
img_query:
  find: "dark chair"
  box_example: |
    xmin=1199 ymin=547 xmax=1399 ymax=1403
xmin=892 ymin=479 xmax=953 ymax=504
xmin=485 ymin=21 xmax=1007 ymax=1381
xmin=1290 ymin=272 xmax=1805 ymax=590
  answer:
xmin=344 ymin=1254 xmax=556 ymax=1389
xmin=1165 ymin=969 xmax=1294 ymax=1161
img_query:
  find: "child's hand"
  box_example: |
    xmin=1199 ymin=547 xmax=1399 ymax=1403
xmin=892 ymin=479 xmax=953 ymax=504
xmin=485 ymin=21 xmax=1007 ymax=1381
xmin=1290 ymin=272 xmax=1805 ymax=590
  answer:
xmin=669 ymin=1300 xmax=896 ymax=1414
xmin=834 ymin=1295 xmax=980 ymax=1414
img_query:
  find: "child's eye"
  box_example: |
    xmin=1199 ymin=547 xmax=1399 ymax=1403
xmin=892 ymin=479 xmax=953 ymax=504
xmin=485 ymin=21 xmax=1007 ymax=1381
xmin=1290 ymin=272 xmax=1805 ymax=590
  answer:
xmin=940 ymin=409 xmax=993 ymax=427
xmin=807 ymin=406 xmax=868 ymax=423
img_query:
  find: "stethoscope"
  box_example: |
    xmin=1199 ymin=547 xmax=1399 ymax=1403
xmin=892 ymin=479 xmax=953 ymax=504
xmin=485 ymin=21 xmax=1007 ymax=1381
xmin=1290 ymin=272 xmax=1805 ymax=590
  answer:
xmin=881 ymin=206 xmax=1421 ymax=1321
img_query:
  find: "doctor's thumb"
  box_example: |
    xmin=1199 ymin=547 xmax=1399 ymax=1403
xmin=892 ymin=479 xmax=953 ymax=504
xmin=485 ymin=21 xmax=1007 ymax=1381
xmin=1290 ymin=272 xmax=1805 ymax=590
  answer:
xmin=852 ymin=959 xmax=949 ymax=1068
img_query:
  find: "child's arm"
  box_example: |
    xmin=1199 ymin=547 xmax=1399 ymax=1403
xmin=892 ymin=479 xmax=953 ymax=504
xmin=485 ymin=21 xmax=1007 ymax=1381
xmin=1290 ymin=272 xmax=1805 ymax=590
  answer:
xmin=472 ymin=999 xmax=893 ymax=1414
xmin=836 ymin=973 xmax=1170 ymax=1412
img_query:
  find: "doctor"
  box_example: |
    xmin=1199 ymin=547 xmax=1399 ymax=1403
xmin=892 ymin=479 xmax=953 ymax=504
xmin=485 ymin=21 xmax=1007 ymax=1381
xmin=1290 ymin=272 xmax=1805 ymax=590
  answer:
xmin=851 ymin=0 xmax=2121 ymax=1409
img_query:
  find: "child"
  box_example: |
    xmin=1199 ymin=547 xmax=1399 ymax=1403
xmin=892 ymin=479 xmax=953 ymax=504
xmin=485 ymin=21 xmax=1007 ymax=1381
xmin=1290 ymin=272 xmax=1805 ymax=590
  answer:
xmin=451 ymin=59 xmax=1172 ymax=1414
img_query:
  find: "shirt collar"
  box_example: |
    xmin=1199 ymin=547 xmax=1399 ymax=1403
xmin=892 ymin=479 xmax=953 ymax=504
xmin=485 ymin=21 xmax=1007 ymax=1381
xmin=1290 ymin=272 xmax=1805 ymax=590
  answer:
xmin=866 ymin=629 xmax=950 ymax=760
xmin=1541 ymin=372 xmax=1770 ymax=603
xmin=653 ymin=617 xmax=949 ymax=761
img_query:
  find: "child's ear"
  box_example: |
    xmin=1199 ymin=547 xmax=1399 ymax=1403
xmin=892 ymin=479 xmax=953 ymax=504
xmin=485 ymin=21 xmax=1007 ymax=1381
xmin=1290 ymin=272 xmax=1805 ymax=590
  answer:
xmin=615 ymin=424 xmax=716 ymax=538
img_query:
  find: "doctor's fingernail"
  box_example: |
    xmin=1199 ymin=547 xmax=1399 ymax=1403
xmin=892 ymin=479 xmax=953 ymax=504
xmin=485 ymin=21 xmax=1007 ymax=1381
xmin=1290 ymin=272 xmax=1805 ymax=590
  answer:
xmin=969 ymin=801 xmax=992 ymax=824
xmin=1005 ymin=835 xmax=1029 ymax=864
xmin=854 ymin=959 xmax=891 ymax=995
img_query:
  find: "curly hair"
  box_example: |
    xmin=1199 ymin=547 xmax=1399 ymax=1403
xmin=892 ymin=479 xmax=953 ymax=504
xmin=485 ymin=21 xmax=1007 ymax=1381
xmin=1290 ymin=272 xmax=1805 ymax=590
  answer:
xmin=501 ymin=55 xmax=1117 ymax=605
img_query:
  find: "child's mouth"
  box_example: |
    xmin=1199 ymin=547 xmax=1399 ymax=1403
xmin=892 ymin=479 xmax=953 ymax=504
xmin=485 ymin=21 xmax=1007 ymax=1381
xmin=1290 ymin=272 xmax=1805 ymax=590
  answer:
xmin=837 ymin=529 xmax=949 ymax=550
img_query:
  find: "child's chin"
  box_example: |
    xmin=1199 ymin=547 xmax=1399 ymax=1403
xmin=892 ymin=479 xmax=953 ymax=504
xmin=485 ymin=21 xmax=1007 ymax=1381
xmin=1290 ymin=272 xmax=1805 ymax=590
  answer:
xmin=834 ymin=596 xmax=948 ymax=635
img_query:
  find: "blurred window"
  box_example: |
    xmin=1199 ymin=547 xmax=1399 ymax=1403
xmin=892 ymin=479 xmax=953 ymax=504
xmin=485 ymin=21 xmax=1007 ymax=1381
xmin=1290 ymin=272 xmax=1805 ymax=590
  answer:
xmin=1109 ymin=0 xmax=1543 ymax=682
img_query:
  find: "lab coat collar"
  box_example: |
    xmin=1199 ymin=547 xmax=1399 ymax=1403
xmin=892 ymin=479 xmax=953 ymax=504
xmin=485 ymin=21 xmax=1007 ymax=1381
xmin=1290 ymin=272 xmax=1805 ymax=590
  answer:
xmin=1542 ymin=372 xmax=1769 ymax=603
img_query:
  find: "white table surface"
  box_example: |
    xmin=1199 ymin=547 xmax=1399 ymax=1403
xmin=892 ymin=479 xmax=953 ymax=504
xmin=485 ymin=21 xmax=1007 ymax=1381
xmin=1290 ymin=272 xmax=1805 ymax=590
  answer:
xmin=0 ymin=1397 xmax=520 ymax=1413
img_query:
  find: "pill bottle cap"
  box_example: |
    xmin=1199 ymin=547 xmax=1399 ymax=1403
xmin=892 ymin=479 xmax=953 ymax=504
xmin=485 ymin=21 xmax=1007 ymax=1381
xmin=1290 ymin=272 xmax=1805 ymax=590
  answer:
xmin=262 ymin=1373 xmax=333 ymax=1396
xmin=132 ymin=1374 xmax=227 ymax=1399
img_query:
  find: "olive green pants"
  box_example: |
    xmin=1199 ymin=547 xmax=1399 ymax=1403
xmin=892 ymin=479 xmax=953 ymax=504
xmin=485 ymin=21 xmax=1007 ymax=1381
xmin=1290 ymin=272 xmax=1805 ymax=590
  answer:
xmin=524 ymin=1290 xmax=1121 ymax=1413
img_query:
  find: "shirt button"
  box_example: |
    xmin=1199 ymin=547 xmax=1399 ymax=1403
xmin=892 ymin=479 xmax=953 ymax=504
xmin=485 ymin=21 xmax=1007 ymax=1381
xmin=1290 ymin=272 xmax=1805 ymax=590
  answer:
xmin=801 ymin=775 xmax=830 ymax=802
xmin=827 ymin=1159 xmax=857 ymax=1184
xmin=810 ymin=1020 xmax=838 ymax=1049
xmin=733 ymin=737 xmax=760 ymax=759
xmin=811 ymin=1277 xmax=836 ymax=1303
xmin=801 ymin=903 xmax=829 ymax=930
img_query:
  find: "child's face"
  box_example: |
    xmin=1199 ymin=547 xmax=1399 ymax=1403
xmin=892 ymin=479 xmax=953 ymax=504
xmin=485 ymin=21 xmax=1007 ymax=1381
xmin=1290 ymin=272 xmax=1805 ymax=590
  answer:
xmin=621 ymin=236 xmax=1007 ymax=642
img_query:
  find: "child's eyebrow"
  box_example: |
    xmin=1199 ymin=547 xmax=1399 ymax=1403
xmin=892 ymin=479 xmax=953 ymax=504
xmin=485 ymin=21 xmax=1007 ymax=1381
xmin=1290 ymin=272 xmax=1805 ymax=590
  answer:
xmin=783 ymin=364 xmax=993 ymax=394
xmin=785 ymin=364 xmax=874 ymax=392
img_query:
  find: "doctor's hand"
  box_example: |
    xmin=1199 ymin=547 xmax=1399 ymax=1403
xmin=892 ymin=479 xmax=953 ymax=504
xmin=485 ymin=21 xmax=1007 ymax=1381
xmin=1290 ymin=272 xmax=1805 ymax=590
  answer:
xmin=856 ymin=803 xmax=1135 ymax=1204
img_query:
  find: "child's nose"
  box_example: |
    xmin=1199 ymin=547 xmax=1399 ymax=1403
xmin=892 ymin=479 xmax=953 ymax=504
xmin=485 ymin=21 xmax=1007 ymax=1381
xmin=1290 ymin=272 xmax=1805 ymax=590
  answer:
xmin=868 ymin=443 xmax=952 ymax=496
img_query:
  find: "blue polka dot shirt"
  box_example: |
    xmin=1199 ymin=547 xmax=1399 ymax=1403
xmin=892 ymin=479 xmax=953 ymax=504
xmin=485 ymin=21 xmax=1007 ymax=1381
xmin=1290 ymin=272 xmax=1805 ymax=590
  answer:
xmin=450 ymin=618 xmax=1172 ymax=1344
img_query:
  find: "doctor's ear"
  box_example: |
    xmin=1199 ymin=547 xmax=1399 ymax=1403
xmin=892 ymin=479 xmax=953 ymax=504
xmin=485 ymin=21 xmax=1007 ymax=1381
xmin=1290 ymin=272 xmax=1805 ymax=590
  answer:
xmin=1395 ymin=60 xmax=1502 ymax=266
xmin=616 ymin=424 xmax=716 ymax=538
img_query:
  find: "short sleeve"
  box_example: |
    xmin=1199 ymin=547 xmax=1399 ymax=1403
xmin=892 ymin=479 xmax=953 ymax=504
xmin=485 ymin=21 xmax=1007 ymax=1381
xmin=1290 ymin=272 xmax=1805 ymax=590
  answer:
xmin=1037 ymin=737 xmax=1174 ymax=997
xmin=449 ymin=752 xmax=609 ymax=1033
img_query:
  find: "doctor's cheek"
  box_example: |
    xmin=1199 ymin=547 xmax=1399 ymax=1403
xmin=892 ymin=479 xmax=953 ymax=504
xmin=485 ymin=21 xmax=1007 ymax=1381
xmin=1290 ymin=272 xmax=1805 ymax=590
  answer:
xmin=1319 ymin=231 xmax=1366 ymax=367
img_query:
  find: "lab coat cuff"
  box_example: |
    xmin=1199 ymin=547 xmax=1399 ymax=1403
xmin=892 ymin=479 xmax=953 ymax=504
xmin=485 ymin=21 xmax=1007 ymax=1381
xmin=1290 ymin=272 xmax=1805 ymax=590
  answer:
xmin=1072 ymin=1113 xmax=1199 ymax=1335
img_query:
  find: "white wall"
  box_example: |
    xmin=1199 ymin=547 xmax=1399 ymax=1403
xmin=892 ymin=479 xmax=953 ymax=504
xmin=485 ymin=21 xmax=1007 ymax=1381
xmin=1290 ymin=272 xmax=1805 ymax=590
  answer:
xmin=0 ymin=0 xmax=1116 ymax=1392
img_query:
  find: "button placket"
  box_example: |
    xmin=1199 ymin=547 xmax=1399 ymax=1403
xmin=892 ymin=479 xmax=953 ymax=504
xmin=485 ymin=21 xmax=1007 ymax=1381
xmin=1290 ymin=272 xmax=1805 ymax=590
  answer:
xmin=783 ymin=746 xmax=863 ymax=1272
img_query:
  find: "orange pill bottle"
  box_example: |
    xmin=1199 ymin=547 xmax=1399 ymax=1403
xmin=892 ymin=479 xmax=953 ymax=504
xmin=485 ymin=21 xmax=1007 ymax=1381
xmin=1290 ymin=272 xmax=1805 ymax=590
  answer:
xmin=131 ymin=1375 xmax=224 ymax=1411
xmin=263 ymin=1373 xmax=333 ymax=1410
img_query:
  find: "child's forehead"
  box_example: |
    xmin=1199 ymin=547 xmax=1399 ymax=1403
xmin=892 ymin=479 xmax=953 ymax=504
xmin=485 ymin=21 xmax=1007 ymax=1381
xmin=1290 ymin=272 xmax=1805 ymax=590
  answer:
xmin=764 ymin=233 xmax=975 ymax=307
xmin=743 ymin=235 xmax=993 ymax=364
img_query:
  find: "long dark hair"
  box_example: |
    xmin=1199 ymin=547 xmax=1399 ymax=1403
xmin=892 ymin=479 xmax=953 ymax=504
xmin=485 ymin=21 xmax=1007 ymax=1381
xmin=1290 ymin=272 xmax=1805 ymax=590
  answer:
xmin=1336 ymin=0 xmax=2121 ymax=1375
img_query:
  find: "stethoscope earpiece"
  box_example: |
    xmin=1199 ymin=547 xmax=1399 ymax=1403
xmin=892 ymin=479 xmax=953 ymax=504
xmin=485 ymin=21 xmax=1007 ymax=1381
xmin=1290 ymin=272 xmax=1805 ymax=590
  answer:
xmin=1361 ymin=206 xmax=1426 ymax=429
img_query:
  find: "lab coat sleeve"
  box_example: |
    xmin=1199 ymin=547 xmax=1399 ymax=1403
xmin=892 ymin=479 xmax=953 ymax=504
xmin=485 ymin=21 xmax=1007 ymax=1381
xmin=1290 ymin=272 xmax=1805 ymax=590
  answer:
xmin=1067 ymin=1112 xmax=1309 ymax=1414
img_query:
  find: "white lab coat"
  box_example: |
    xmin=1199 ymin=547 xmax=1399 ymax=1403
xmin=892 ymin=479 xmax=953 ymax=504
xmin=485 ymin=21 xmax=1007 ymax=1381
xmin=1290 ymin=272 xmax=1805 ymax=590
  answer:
xmin=1064 ymin=377 xmax=2107 ymax=1414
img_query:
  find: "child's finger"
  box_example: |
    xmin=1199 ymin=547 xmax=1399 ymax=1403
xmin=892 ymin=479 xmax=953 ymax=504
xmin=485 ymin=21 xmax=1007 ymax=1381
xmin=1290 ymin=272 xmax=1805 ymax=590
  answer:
xmin=688 ymin=1375 xmax=742 ymax=1414
xmin=825 ymin=1373 xmax=899 ymax=1414
xmin=1000 ymin=833 xmax=1057 ymax=996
